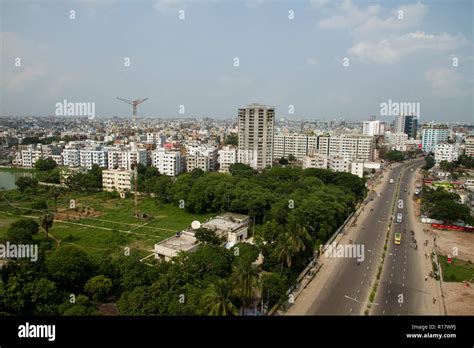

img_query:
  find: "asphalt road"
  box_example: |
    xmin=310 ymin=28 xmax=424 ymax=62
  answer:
xmin=372 ymin=159 xmax=433 ymax=315
xmin=306 ymin=160 xmax=423 ymax=315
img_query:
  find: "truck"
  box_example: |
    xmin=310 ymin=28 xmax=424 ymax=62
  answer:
xmin=389 ymin=178 xmax=394 ymax=184
xmin=396 ymin=213 xmax=403 ymax=223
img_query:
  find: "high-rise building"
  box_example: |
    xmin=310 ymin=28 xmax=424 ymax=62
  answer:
xmin=464 ymin=136 xmax=474 ymax=157
xmin=237 ymin=103 xmax=275 ymax=170
xmin=151 ymin=148 xmax=182 ymax=177
xmin=362 ymin=120 xmax=385 ymax=136
xmin=394 ymin=115 xmax=418 ymax=139
xmin=421 ymin=124 xmax=449 ymax=152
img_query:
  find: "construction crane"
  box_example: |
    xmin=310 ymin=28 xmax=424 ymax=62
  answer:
xmin=116 ymin=97 xmax=148 ymax=128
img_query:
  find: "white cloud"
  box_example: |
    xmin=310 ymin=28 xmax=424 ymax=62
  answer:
xmin=348 ymin=31 xmax=467 ymax=64
xmin=318 ymin=0 xmax=381 ymax=30
xmin=425 ymin=67 xmax=470 ymax=97
xmin=310 ymin=0 xmax=330 ymax=8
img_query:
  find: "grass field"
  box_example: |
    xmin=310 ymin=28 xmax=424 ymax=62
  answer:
xmin=0 ymin=187 xmax=214 ymax=259
xmin=439 ymin=255 xmax=474 ymax=283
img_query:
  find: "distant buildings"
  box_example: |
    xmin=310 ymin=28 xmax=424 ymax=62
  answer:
xmin=421 ymin=124 xmax=449 ymax=152
xmin=237 ymin=103 xmax=275 ymax=170
xmin=464 ymin=136 xmax=474 ymax=157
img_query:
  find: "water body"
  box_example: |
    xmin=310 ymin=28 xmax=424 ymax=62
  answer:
xmin=0 ymin=171 xmax=34 ymax=190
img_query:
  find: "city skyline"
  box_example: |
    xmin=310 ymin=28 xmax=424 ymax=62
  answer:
xmin=1 ymin=0 xmax=473 ymax=122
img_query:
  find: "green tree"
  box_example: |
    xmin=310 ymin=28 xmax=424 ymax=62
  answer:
xmin=386 ymin=150 xmax=404 ymax=162
xmin=35 ymin=157 xmax=57 ymax=171
xmin=261 ymin=273 xmax=288 ymax=308
xmin=203 ymin=279 xmax=239 ymax=316
xmin=232 ymin=261 xmax=259 ymax=313
xmin=278 ymin=157 xmax=289 ymax=165
xmin=40 ymin=213 xmax=54 ymax=240
xmin=423 ymin=156 xmax=435 ymax=170
xmin=45 ymin=245 xmax=96 ymax=289
xmin=84 ymin=275 xmax=113 ymax=302
xmin=224 ymin=133 xmax=238 ymax=146
xmin=5 ymin=219 xmax=39 ymax=244
xmin=15 ymin=176 xmax=38 ymax=193
xmin=194 ymin=227 xmax=223 ymax=245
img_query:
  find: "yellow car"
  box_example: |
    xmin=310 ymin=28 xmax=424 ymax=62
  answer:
xmin=394 ymin=232 xmax=402 ymax=245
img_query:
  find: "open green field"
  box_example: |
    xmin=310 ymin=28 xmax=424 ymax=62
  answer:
xmin=0 ymin=188 xmax=213 ymax=259
xmin=439 ymin=255 xmax=474 ymax=283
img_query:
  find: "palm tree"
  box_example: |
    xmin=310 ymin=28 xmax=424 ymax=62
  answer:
xmin=40 ymin=213 xmax=54 ymax=240
xmin=232 ymin=261 xmax=259 ymax=314
xmin=274 ymin=236 xmax=296 ymax=268
xmin=274 ymin=224 xmax=312 ymax=270
xmin=203 ymin=279 xmax=238 ymax=316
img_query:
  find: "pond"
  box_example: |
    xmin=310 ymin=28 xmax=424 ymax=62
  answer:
xmin=0 ymin=171 xmax=34 ymax=191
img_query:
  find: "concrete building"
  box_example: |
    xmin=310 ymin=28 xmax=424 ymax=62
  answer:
xmin=80 ymin=148 xmax=108 ymax=170
xmin=302 ymin=153 xmax=328 ymax=169
xmin=185 ymin=145 xmax=217 ymax=172
xmin=394 ymin=115 xmax=418 ymax=139
xmin=154 ymin=213 xmax=250 ymax=261
xmin=151 ymin=148 xmax=182 ymax=176
xmin=434 ymin=143 xmax=460 ymax=163
xmin=237 ymin=103 xmax=275 ymax=170
xmin=62 ymin=148 xmax=80 ymax=167
xmin=102 ymin=169 xmax=133 ymax=192
xmin=322 ymin=134 xmax=375 ymax=161
xmin=273 ymin=134 xmax=318 ymax=160
xmin=350 ymin=161 xmax=364 ymax=178
xmin=363 ymin=120 xmax=385 ymax=136
xmin=107 ymin=148 xmax=147 ymax=170
xmin=385 ymin=132 xmax=408 ymax=152
xmin=464 ymin=136 xmax=474 ymax=157
xmin=421 ymin=124 xmax=449 ymax=152
xmin=218 ymin=145 xmax=237 ymax=173
xmin=328 ymin=155 xmax=350 ymax=173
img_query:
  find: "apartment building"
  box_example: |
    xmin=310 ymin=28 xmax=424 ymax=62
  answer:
xmin=237 ymin=103 xmax=275 ymax=170
xmin=421 ymin=124 xmax=449 ymax=152
xmin=185 ymin=145 xmax=218 ymax=172
xmin=102 ymin=169 xmax=133 ymax=192
xmin=465 ymin=136 xmax=474 ymax=157
xmin=151 ymin=148 xmax=182 ymax=176
xmin=362 ymin=120 xmax=385 ymax=136
xmin=62 ymin=148 xmax=80 ymax=167
xmin=107 ymin=148 xmax=147 ymax=170
xmin=385 ymin=132 xmax=408 ymax=152
xmin=328 ymin=155 xmax=350 ymax=173
xmin=320 ymin=134 xmax=375 ymax=161
xmin=80 ymin=148 xmax=108 ymax=170
xmin=218 ymin=145 xmax=237 ymax=173
xmin=302 ymin=153 xmax=328 ymax=169
xmin=434 ymin=143 xmax=460 ymax=163
xmin=273 ymin=134 xmax=318 ymax=160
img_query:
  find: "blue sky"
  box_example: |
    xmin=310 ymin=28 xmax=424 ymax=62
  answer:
xmin=1 ymin=0 xmax=473 ymax=122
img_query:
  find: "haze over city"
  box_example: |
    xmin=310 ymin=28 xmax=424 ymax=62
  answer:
xmin=1 ymin=0 xmax=473 ymax=122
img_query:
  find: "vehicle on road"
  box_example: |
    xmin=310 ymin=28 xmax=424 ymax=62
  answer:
xmin=410 ymin=168 xmax=414 ymax=172
xmin=394 ymin=232 xmax=402 ymax=245
xmin=389 ymin=178 xmax=394 ymax=184
xmin=396 ymin=213 xmax=403 ymax=223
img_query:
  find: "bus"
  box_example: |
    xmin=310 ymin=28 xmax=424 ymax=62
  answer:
xmin=394 ymin=232 xmax=401 ymax=245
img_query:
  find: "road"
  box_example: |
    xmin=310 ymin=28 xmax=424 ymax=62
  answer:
xmin=301 ymin=160 xmax=424 ymax=315
xmin=372 ymin=160 xmax=437 ymax=315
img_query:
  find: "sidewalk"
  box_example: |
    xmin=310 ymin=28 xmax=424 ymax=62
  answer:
xmin=407 ymin=168 xmax=443 ymax=315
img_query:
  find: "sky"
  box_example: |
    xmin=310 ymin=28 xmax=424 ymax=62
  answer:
xmin=1 ymin=0 xmax=473 ymax=123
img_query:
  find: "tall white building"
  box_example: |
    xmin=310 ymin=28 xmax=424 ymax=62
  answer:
xmin=394 ymin=115 xmax=418 ymax=139
xmin=421 ymin=124 xmax=449 ymax=152
xmin=434 ymin=143 xmax=459 ymax=163
xmin=385 ymin=132 xmax=408 ymax=152
xmin=320 ymin=134 xmax=375 ymax=161
xmin=62 ymin=148 xmax=80 ymax=167
xmin=80 ymin=148 xmax=108 ymax=170
xmin=273 ymin=134 xmax=318 ymax=160
xmin=152 ymin=148 xmax=182 ymax=177
xmin=218 ymin=146 xmax=237 ymax=173
xmin=107 ymin=148 xmax=147 ymax=170
xmin=237 ymin=103 xmax=275 ymax=170
xmin=362 ymin=120 xmax=385 ymax=136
